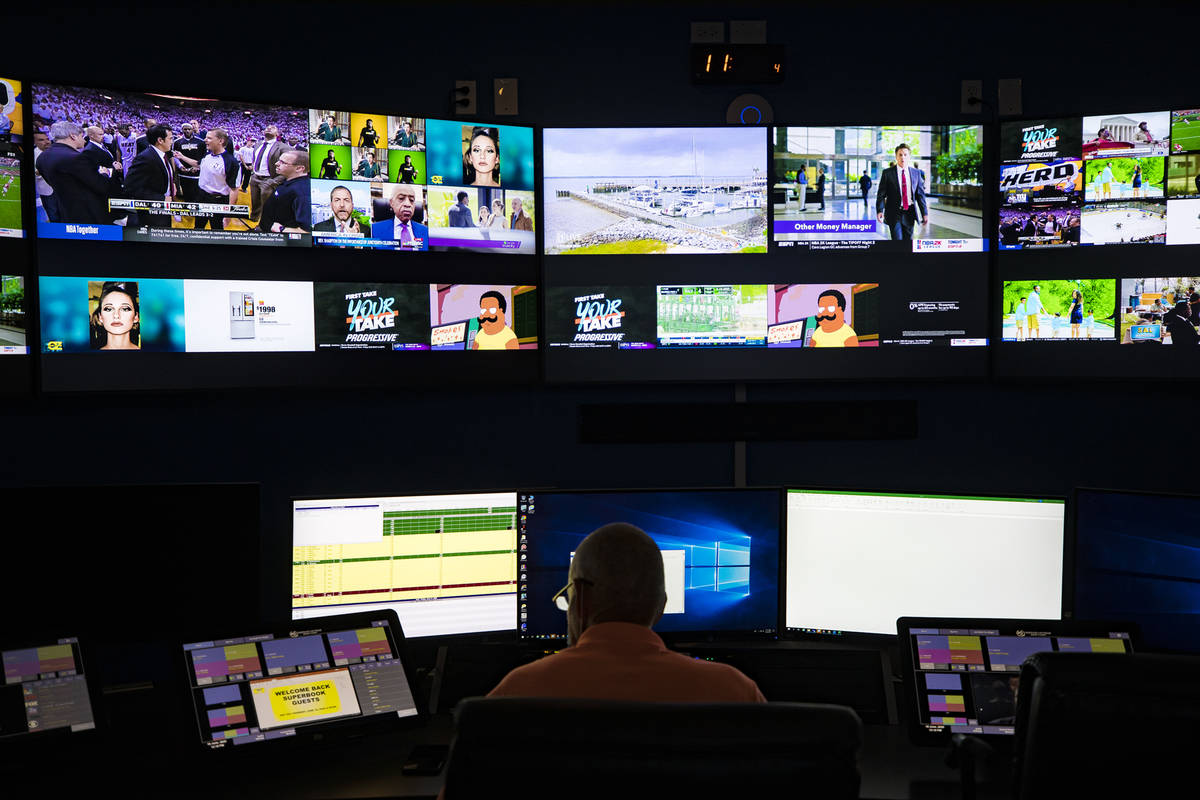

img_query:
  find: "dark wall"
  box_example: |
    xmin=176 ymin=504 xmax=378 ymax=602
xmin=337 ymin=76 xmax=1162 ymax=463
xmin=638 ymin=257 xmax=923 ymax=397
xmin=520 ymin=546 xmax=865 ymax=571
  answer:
xmin=3 ymin=2 xmax=1199 ymax=623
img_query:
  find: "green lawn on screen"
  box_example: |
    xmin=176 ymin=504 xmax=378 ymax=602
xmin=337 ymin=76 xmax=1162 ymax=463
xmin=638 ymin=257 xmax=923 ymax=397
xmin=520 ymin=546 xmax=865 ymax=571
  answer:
xmin=1172 ymin=118 xmax=1200 ymax=152
xmin=0 ymin=174 xmax=21 ymax=231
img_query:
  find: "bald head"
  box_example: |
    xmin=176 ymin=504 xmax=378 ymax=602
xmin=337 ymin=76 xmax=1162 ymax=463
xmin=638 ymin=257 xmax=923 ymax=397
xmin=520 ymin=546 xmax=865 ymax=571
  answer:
xmin=569 ymin=523 xmax=666 ymax=640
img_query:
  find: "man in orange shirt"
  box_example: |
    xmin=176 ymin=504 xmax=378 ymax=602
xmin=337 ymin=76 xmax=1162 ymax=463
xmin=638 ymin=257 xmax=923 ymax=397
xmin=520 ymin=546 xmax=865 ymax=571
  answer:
xmin=488 ymin=523 xmax=765 ymax=703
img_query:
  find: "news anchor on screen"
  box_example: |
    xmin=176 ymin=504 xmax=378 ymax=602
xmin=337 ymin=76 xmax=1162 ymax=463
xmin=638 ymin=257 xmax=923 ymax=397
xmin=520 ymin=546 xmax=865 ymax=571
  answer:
xmin=374 ymin=184 xmax=428 ymax=250
xmin=876 ymin=142 xmax=927 ymax=240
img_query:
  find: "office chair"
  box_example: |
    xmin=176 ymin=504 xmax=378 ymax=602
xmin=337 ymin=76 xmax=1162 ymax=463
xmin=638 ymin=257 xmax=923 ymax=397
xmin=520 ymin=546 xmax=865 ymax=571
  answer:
xmin=1014 ymin=651 xmax=1200 ymax=798
xmin=443 ymin=697 xmax=861 ymax=799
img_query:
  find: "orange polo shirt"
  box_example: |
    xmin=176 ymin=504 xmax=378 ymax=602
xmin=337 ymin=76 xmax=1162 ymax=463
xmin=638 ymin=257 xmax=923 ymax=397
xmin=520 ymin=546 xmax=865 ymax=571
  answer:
xmin=488 ymin=622 xmax=766 ymax=703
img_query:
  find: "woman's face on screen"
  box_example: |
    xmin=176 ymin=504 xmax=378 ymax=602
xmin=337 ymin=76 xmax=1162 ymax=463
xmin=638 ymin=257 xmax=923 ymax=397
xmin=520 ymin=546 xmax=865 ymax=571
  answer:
xmin=469 ymin=134 xmax=498 ymax=177
xmin=99 ymin=291 xmax=137 ymax=337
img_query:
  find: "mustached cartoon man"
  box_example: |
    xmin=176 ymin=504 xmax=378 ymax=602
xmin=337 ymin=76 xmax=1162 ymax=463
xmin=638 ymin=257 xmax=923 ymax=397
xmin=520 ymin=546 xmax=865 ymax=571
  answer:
xmin=473 ymin=290 xmax=519 ymax=350
xmin=809 ymin=289 xmax=859 ymax=347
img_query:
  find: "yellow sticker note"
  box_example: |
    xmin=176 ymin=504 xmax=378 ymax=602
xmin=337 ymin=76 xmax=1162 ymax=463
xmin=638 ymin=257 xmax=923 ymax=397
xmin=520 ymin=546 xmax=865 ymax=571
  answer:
xmin=264 ymin=679 xmax=342 ymax=722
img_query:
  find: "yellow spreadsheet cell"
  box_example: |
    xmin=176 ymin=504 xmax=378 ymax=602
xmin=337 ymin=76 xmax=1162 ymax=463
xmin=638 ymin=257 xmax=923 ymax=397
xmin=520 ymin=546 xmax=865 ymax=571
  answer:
xmin=440 ymin=582 xmax=513 ymax=598
xmin=442 ymin=530 xmax=515 ymax=554
xmin=340 ymin=561 xmax=393 ymax=592
xmin=1089 ymin=638 xmax=1127 ymax=653
xmin=390 ymin=534 xmax=444 ymax=558
xmin=392 ymin=559 xmax=441 ymax=590
xmin=441 ymin=553 xmax=515 ymax=585
xmin=292 ymin=562 xmax=342 ymax=595
xmin=948 ymin=636 xmax=982 ymax=650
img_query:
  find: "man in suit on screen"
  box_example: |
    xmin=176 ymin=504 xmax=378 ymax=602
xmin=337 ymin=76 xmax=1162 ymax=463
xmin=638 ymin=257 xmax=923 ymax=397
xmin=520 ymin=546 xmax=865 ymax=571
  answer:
xmin=247 ymin=124 xmax=289 ymax=225
xmin=123 ymin=124 xmax=177 ymax=228
xmin=875 ymin=142 xmax=928 ymax=240
xmin=37 ymin=121 xmax=115 ymax=225
xmin=373 ymin=183 xmax=428 ymax=250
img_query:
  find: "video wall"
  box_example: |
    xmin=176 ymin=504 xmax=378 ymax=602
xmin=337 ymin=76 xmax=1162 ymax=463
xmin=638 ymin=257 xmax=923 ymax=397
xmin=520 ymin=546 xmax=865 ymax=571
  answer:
xmin=0 ymin=77 xmax=27 ymax=377
xmin=995 ymin=109 xmax=1200 ymax=376
xmin=30 ymin=83 xmax=536 ymax=254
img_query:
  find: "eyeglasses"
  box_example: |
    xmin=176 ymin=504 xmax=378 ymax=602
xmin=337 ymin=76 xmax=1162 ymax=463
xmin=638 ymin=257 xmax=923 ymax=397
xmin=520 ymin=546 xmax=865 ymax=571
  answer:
xmin=551 ymin=578 xmax=593 ymax=611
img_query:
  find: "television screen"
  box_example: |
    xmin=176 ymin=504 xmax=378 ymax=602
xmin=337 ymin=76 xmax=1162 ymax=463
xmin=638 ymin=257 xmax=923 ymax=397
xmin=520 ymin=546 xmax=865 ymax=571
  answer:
xmin=785 ymin=489 xmax=1065 ymax=636
xmin=772 ymin=125 xmax=985 ymax=253
xmin=1074 ymin=489 xmax=1200 ymax=653
xmin=0 ymin=76 xmax=23 ymax=240
xmin=997 ymin=110 xmax=1200 ymax=249
xmin=1117 ymin=277 xmax=1200 ymax=345
xmin=545 ymin=281 xmax=984 ymax=356
xmin=292 ymin=493 xmax=518 ymax=638
xmin=518 ymin=489 xmax=780 ymax=640
xmin=999 ymin=280 xmax=1117 ymax=343
xmin=39 ymin=276 xmax=314 ymax=354
xmin=32 ymin=82 xmax=310 ymax=246
xmin=310 ymin=115 xmax=536 ymax=254
xmin=1 ymin=274 xmax=25 ymax=356
xmin=543 ymin=127 xmax=767 ymax=255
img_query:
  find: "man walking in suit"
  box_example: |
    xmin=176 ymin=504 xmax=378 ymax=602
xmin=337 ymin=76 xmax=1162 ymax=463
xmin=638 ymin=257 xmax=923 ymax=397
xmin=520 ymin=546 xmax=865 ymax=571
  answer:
xmin=123 ymin=124 xmax=177 ymax=228
xmin=36 ymin=121 xmax=115 ymax=225
xmin=248 ymin=124 xmax=288 ymax=226
xmin=875 ymin=143 xmax=928 ymax=241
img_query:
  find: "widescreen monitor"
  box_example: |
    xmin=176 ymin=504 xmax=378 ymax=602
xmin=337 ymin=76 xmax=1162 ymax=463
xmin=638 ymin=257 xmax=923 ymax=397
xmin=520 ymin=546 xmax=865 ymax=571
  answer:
xmin=32 ymin=82 xmax=311 ymax=247
xmin=1073 ymin=488 xmax=1200 ymax=653
xmin=292 ymin=492 xmax=518 ymax=638
xmin=38 ymin=279 xmax=538 ymax=390
xmin=784 ymin=489 xmax=1065 ymax=636
xmin=542 ymin=127 xmax=767 ymax=256
xmin=772 ymin=124 xmax=986 ymax=253
xmin=31 ymin=81 xmax=537 ymax=254
xmin=517 ymin=489 xmax=780 ymax=641
xmin=181 ymin=611 xmax=419 ymax=750
xmin=542 ymin=279 xmax=988 ymax=382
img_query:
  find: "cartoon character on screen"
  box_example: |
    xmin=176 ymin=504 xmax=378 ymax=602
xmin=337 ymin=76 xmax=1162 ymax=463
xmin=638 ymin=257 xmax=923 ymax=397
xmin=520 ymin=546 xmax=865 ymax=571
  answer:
xmin=473 ymin=290 xmax=519 ymax=350
xmin=808 ymin=289 xmax=858 ymax=348
xmin=90 ymin=281 xmax=140 ymax=350
xmin=375 ymin=184 xmax=427 ymax=250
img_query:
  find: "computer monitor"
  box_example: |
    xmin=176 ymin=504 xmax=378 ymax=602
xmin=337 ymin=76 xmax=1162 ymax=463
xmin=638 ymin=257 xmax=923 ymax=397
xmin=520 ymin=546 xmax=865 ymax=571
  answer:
xmin=1 ymin=636 xmax=96 ymax=741
xmin=181 ymin=611 xmax=419 ymax=750
xmin=1073 ymin=488 xmax=1200 ymax=653
xmin=292 ymin=492 xmax=518 ymax=638
xmin=896 ymin=617 xmax=1136 ymax=744
xmin=517 ymin=489 xmax=780 ymax=641
xmin=784 ymin=489 xmax=1065 ymax=636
